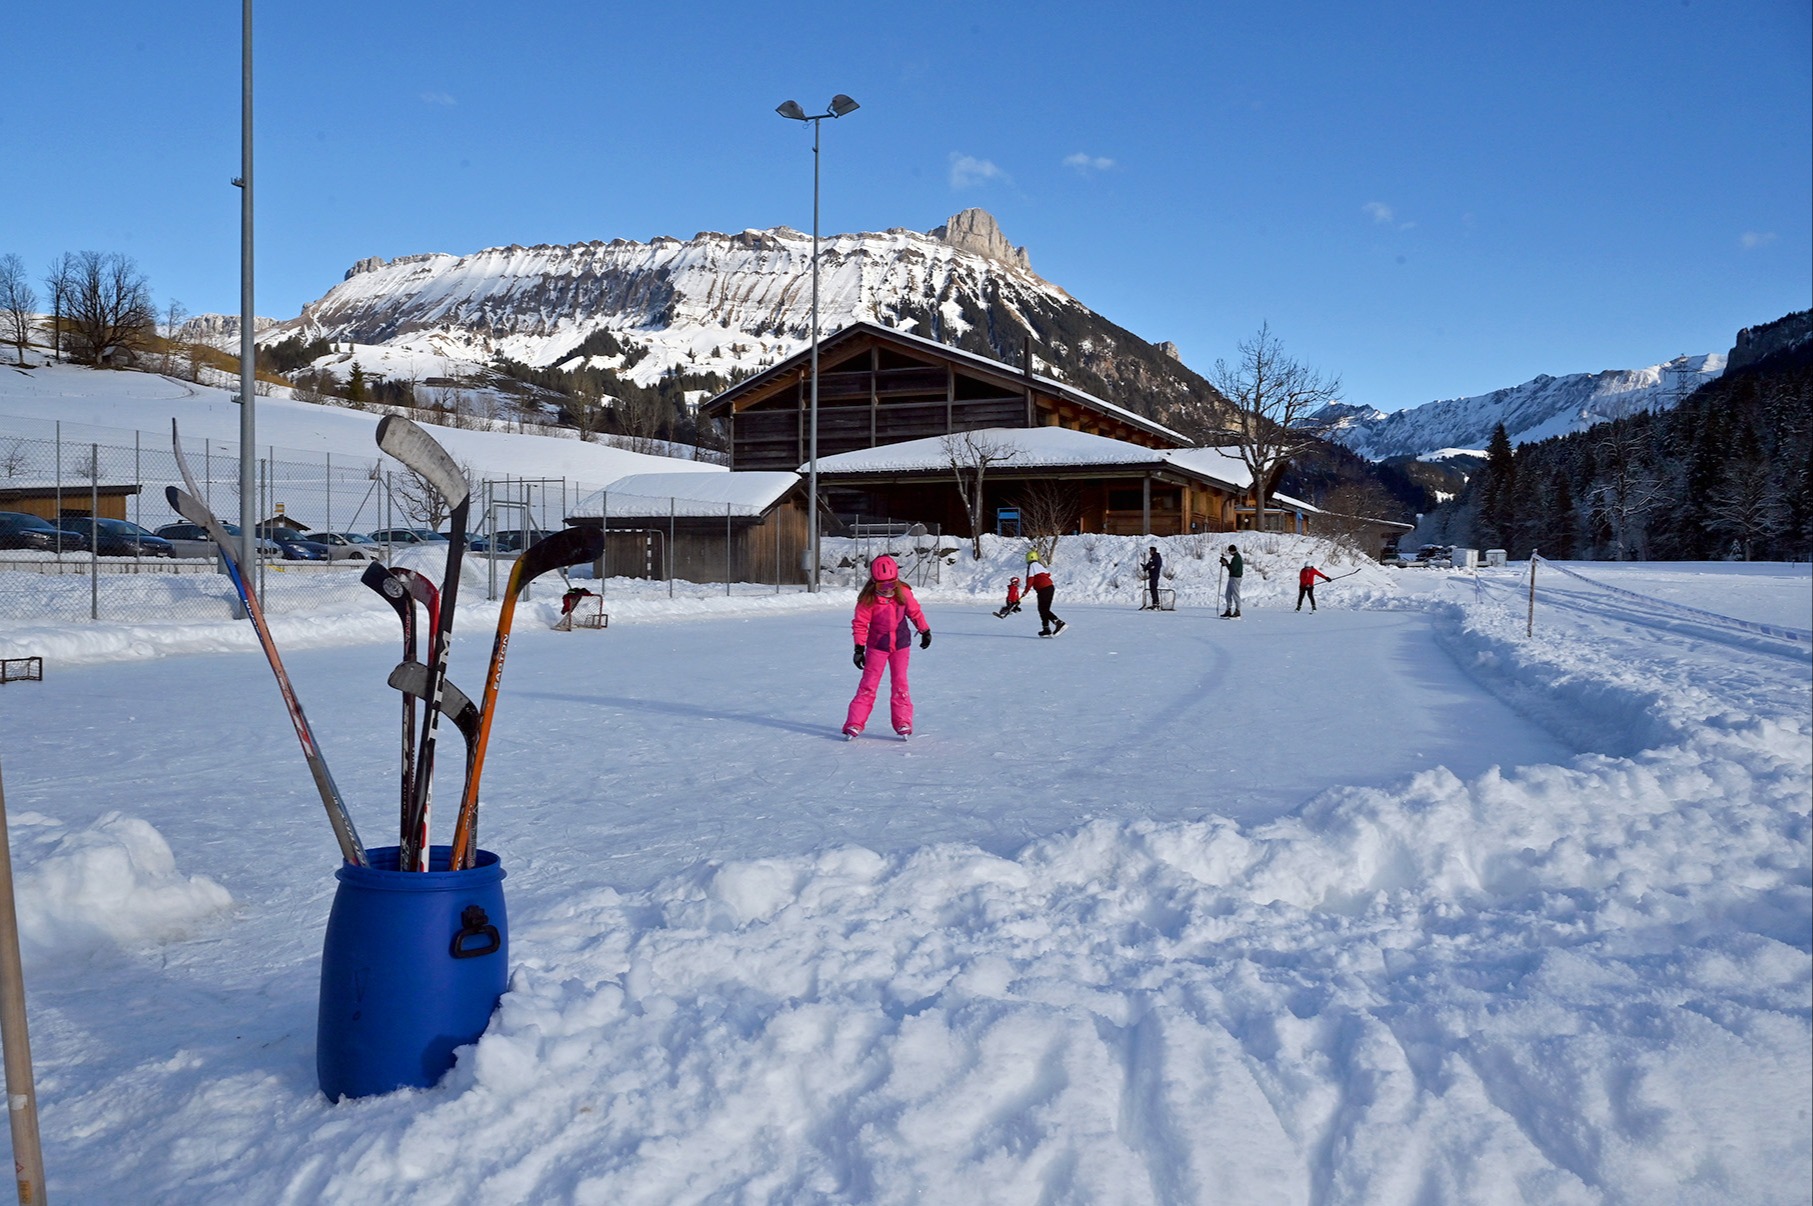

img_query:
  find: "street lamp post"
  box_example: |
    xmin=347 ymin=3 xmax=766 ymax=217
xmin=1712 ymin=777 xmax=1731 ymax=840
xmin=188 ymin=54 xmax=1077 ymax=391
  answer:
xmin=775 ymin=94 xmax=858 ymax=593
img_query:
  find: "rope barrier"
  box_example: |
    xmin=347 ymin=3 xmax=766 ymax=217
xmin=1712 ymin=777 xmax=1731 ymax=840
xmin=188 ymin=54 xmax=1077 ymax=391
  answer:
xmin=1530 ymin=555 xmax=1812 ymax=645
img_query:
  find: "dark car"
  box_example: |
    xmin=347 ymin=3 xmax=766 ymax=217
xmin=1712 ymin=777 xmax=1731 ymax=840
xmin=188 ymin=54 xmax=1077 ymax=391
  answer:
xmin=154 ymin=522 xmax=280 ymax=560
xmin=470 ymin=529 xmax=549 ymax=554
xmin=57 ymin=517 xmax=176 ymax=558
xmin=369 ymin=527 xmax=450 ymax=546
xmin=0 ymin=511 xmax=81 ymax=552
xmin=268 ymin=531 xmax=331 ymax=561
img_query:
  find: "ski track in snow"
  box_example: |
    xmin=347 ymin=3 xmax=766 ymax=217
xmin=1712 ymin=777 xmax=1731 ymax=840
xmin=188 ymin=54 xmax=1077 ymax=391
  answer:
xmin=0 ymin=542 xmax=1808 ymax=1205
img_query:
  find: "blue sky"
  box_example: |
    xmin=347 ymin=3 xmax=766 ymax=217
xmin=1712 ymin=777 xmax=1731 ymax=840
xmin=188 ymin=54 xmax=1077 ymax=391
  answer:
xmin=4 ymin=0 xmax=1807 ymax=413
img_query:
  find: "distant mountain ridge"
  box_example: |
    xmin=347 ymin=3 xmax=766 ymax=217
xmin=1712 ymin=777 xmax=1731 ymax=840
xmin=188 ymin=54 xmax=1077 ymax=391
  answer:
xmin=1317 ymin=353 xmax=1727 ymax=461
xmin=220 ymin=209 xmax=1224 ymax=433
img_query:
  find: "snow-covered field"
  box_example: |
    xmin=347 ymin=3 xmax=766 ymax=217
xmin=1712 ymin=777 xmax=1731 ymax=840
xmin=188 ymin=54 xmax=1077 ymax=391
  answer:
xmin=0 ymin=534 xmax=1807 ymax=1203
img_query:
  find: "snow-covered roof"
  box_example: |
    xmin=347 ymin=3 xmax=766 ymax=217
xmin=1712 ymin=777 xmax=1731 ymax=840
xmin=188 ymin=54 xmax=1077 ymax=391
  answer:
xmin=810 ymin=429 xmax=1324 ymax=514
xmin=811 ymin=427 xmax=1167 ymax=474
xmin=571 ymin=471 xmax=799 ymax=518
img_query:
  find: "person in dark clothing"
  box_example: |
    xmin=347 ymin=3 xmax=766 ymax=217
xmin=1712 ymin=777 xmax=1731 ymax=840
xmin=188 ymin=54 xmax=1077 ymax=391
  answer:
xmin=1141 ymin=545 xmax=1163 ymax=610
xmin=1218 ymin=544 xmax=1243 ymax=617
xmin=1296 ymin=563 xmax=1330 ymax=611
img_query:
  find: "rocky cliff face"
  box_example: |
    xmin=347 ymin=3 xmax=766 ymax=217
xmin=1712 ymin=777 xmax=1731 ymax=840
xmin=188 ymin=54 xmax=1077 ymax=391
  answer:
xmin=247 ymin=211 xmax=1223 ymax=428
xmin=1726 ymin=310 xmax=1812 ymax=374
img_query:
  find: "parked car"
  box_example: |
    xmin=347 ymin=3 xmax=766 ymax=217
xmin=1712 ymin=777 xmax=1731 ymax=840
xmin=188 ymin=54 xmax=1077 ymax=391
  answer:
xmin=56 ymin=517 xmax=176 ymax=558
xmin=154 ymin=521 xmax=281 ymax=560
xmin=310 ymin=531 xmax=384 ymax=561
xmin=0 ymin=511 xmax=81 ymax=553
xmin=368 ymin=527 xmax=451 ymax=546
xmin=268 ymin=531 xmax=332 ymax=561
xmin=469 ymin=529 xmax=549 ymax=554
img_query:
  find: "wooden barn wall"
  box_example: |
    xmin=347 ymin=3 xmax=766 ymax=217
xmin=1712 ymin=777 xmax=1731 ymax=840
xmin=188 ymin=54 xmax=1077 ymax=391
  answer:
xmin=589 ymin=500 xmax=810 ymax=585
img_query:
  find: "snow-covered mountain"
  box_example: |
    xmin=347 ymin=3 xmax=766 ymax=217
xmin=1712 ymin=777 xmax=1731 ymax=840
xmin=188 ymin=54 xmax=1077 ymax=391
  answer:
xmin=225 ymin=209 xmax=1222 ymax=429
xmin=1318 ymin=354 xmax=1726 ymax=461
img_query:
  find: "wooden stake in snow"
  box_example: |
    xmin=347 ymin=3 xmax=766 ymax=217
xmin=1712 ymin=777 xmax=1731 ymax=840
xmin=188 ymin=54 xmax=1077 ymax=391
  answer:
xmin=0 ymin=756 xmax=47 ymax=1204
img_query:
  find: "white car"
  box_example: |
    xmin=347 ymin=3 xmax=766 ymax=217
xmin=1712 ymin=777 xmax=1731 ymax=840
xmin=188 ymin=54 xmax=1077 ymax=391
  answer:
xmin=309 ymin=531 xmax=383 ymax=561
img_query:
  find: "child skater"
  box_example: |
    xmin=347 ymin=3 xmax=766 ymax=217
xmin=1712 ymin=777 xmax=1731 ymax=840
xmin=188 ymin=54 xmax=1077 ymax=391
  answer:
xmin=843 ymin=554 xmax=931 ymax=740
xmin=994 ymin=575 xmax=1023 ymax=618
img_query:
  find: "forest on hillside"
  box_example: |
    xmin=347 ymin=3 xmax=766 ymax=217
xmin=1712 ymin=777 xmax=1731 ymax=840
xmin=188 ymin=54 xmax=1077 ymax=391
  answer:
xmin=1419 ymin=315 xmax=1812 ymax=561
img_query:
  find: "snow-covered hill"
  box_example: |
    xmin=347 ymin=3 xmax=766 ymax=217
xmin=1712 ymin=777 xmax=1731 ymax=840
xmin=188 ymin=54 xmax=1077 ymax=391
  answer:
xmin=1319 ymin=353 xmax=1726 ymax=460
xmin=195 ymin=209 xmax=1224 ymax=431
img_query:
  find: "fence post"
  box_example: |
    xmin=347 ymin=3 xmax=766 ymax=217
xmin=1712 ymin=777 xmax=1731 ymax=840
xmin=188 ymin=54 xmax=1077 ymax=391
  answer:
xmin=325 ymin=451 xmax=332 ymax=534
xmin=90 ymin=443 xmax=100 ymax=621
xmin=726 ymin=502 xmax=732 ymax=597
xmin=668 ymin=496 xmax=675 ymax=600
xmin=1527 ymin=551 xmax=1538 ymax=638
xmin=600 ymin=492 xmax=609 ymax=593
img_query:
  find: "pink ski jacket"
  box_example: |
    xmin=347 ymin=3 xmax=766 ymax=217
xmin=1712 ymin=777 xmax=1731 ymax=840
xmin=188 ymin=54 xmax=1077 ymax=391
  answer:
xmin=852 ymin=584 xmax=929 ymax=654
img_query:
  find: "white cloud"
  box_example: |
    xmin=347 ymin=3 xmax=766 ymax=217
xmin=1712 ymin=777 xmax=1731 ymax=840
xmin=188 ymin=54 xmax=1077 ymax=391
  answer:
xmin=950 ymin=153 xmax=1009 ymax=189
xmin=1740 ymin=231 xmax=1777 ymax=250
xmin=420 ymin=91 xmax=457 ymax=107
xmin=1362 ymin=201 xmax=1417 ymax=232
xmin=1063 ymin=153 xmax=1116 ymax=174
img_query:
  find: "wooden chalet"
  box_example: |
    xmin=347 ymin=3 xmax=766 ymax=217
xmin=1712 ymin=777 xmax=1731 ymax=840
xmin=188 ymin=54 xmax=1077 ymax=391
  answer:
xmin=700 ymin=323 xmax=1308 ymax=538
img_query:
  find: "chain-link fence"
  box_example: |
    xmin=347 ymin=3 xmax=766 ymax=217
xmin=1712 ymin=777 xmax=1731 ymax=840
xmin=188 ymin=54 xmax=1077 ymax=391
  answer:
xmin=0 ymin=416 xmax=604 ymax=622
xmin=1 ymin=414 xmax=961 ymax=623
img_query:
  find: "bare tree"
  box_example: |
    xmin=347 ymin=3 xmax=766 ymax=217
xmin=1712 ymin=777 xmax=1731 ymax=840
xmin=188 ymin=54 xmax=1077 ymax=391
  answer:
xmin=65 ymin=251 xmax=155 ymax=366
xmin=0 ymin=254 xmax=36 ymax=365
xmin=1209 ymin=324 xmax=1341 ymax=531
xmin=1016 ymin=478 xmax=1081 ymax=565
xmin=942 ymin=429 xmax=1018 ymax=559
xmin=1708 ymin=460 xmax=1789 ymax=561
xmin=42 ymin=253 xmax=75 ymax=363
xmin=1587 ymin=426 xmax=1666 ymax=560
xmin=614 ymin=394 xmax=667 ymax=455
xmin=565 ymin=382 xmax=611 ymax=443
xmin=159 ymin=298 xmax=189 ymax=377
xmin=389 ymin=456 xmax=475 ymax=530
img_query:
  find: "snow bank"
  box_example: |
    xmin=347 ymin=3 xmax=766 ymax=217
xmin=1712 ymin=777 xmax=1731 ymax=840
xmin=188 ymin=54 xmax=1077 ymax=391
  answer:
xmin=12 ymin=811 xmax=233 ymax=956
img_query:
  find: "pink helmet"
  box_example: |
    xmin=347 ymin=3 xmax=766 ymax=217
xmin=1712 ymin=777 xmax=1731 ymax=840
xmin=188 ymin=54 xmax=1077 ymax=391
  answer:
xmin=871 ymin=554 xmax=899 ymax=582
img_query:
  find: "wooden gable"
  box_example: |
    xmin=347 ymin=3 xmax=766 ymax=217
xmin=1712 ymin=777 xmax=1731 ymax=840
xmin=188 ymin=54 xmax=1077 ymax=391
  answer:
xmin=701 ymin=324 xmax=1182 ymax=471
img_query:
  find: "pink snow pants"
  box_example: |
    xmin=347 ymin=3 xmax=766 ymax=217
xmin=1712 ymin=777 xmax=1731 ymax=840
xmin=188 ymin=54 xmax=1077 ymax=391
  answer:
xmin=844 ymin=646 xmax=913 ymax=735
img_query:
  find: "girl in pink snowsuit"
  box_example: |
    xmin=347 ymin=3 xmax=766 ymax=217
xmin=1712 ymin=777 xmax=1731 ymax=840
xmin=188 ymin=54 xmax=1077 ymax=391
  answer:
xmin=843 ymin=554 xmax=931 ymax=739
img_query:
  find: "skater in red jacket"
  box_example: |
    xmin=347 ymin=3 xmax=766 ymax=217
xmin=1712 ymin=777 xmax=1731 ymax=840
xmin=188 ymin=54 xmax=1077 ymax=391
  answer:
xmin=1297 ymin=563 xmax=1331 ymax=611
xmin=1025 ymin=550 xmax=1065 ymax=637
xmin=993 ymin=576 xmax=1022 ymax=618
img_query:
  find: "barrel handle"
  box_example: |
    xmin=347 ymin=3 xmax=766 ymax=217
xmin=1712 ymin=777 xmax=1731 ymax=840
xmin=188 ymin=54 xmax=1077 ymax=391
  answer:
xmin=450 ymin=905 xmax=501 ymax=959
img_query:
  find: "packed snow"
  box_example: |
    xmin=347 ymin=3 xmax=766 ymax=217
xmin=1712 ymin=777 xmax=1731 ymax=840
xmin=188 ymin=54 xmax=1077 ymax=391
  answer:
xmin=1 ymin=525 xmax=1807 ymax=1204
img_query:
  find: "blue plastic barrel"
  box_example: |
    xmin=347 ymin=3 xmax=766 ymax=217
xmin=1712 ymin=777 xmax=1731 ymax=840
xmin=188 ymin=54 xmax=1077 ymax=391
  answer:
xmin=316 ymin=846 xmax=508 ymax=1100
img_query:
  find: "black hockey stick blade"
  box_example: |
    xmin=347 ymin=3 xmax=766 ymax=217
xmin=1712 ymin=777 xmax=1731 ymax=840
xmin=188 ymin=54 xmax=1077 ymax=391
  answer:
xmin=386 ymin=662 xmax=480 ymax=747
xmin=376 ymin=415 xmax=470 ymax=509
xmin=514 ymin=527 xmax=606 ymax=592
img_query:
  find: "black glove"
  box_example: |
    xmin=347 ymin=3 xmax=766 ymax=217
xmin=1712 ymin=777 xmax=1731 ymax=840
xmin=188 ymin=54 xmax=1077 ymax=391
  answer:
xmin=853 ymin=644 xmax=866 ymax=669
xmin=919 ymin=631 xmax=932 ymax=650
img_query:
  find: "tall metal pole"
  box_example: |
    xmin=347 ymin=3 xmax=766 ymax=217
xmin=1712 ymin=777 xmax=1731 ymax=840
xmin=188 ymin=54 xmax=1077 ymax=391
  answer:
xmin=0 ymin=756 xmax=48 ymax=1206
xmin=807 ymin=114 xmax=821 ymax=592
xmin=777 ymin=95 xmax=857 ymax=591
xmin=237 ymin=0 xmax=257 ymax=576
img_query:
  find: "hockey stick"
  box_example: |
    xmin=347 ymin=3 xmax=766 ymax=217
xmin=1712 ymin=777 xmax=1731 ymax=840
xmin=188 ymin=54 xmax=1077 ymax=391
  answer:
xmin=167 ymin=481 xmax=369 ymax=866
xmin=446 ymin=526 xmax=605 ymax=871
xmin=375 ymin=416 xmax=470 ymax=872
xmin=360 ymin=561 xmax=418 ymax=845
xmin=385 ymin=663 xmax=479 ymax=770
